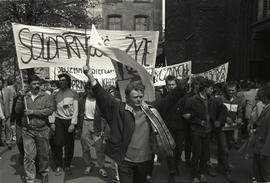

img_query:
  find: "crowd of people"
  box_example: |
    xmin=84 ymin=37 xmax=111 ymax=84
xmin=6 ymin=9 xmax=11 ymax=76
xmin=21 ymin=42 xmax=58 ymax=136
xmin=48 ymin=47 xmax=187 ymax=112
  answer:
xmin=0 ymin=66 xmax=269 ymax=183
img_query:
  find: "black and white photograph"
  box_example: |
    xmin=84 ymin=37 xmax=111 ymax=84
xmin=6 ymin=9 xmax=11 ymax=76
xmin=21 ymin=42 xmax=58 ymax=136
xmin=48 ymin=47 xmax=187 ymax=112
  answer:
xmin=0 ymin=0 xmax=269 ymax=183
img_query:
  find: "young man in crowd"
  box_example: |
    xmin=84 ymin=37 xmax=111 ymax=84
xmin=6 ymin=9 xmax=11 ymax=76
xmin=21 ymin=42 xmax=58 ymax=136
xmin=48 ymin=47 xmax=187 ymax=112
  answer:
xmin=253 ymin=82 xmax=270 ymax=182
xmin=83 ymin=65 xmax=187 ymax=183
xmin=53 ymin=73 xmax=78 ymax=175
xmin=164 ymin=75 xmax=188 ymax=183
xmin=15 ymin=75 xmax=54 ymax=183
xmin=78 ymin=82 xmax=108 ymax=177
xmin=10 ymin=81 xmax=29 ymax=164
xmin=217 ymin=81 xmax=243 ymax=183
xmin=184 ymin=77 xmax=226 ymax=183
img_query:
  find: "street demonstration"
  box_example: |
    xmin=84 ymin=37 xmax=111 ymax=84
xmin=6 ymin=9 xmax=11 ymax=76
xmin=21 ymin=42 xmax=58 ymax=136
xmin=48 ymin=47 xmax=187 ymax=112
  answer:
xmin=0 ymin=1 xmax=269 ymax=183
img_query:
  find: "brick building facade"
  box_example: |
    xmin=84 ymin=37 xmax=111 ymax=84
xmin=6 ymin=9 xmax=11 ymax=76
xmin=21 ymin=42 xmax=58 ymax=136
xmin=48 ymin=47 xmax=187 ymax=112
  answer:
xmin=99 ymin=0 xmax=162 ymax=34
xmin=165 ymin=0 xmax=255 ymax=80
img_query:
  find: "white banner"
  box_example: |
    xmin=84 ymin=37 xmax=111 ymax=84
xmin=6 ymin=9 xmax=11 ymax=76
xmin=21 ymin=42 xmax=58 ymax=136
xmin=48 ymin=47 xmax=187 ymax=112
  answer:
xmin=49 ymin=67 xmax=117 ymax=91
xmin=194 ymin=62 xmax=229 ymax=83
xmin=152 ymin=61 xmax=192 ymax=86
xmin=12 ymin=23 xmax=159 ymax=69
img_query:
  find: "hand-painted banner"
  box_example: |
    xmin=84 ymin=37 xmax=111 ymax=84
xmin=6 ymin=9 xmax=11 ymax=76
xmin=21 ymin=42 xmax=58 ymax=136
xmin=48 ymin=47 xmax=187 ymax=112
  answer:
xmin=151 ymin=61 xmax=192 ymax=86
xmin=194 ymin=62 xmax=229 ymax=83
xmin=93 ymin=45 xmax=155 ymax=102
xmin=49 ymin=67 xmax=117 ymax=91
xmin=89 ymin=24 xmax=155 ymax=102
xmin=12 ymin=23 xmax=159 ymax=69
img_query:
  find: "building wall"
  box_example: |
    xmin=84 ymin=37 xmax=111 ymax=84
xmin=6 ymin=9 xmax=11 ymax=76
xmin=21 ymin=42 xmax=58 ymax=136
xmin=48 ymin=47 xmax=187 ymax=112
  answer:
xmin=165 ymin=0 xmax=254 ymax=80
xmin=250 ymin=0 xmax=270 ymax=80
xmin=100 ymin=0 xmax=162 ymax=34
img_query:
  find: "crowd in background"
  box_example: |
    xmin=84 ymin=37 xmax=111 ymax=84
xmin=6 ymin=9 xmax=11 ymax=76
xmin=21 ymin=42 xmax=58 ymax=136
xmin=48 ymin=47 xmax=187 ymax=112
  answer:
xmin=0 ymin=72 xmax=269 ymax=183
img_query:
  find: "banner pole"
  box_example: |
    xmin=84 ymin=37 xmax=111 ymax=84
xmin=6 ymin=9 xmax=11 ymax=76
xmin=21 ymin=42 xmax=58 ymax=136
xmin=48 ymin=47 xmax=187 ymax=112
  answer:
xmin=19 ymin=69 xmax=30 ymax=124
xmin=85 ymin=28 xmax=90 ymax=66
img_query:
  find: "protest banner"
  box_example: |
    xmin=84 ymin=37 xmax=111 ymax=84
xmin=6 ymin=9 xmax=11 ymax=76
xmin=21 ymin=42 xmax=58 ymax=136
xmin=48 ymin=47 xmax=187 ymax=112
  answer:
xmin=49 ymin=67 xmax=117 ymax=91
xmin=194 ymin=62 xmax=229 ymax=83
xmin=12 ymin=23 xmax=159 ymax=70
xmin=152 ymin=61 xmax=192 ymax=86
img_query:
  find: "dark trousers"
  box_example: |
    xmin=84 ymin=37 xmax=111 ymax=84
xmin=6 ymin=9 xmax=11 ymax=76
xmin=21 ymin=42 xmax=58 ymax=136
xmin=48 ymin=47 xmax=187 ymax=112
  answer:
xmin=253 ymin=154 xmax=270 ymax=182
xmin=191 ymin=133 xmax=210 ymax=178
xmin=118 ymin=160 xmax=152 ymax=183
xmin=217 ymin=131 xmax=231 ymax=173
xmin=167 ymin=130 xmax=185 ymax=174
xmin=184 ymin=125 xmax=192 ymax=161
xmin=16 ymin=124 xmax=24 ymax=157
xmin=0 ymin=119 xmax=3 ymax=142
xmin=54 ymin=118 xmax=75 ymax=168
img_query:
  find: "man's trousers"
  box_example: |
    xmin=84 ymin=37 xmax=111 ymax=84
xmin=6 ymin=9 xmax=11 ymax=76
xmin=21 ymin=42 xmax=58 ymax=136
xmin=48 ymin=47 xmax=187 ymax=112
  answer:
xmin=54 ymin=118 xmax=75 ymax=168
xmin=22 ymin=127 xmax=50 ymax=182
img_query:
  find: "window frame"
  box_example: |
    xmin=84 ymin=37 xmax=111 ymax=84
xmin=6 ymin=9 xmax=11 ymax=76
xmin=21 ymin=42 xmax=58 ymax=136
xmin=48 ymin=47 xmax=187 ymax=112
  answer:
xmin=134 ymin=15 xmax=149 ymax=31
xmin=107 ymin=14 xmax=122 ymax=30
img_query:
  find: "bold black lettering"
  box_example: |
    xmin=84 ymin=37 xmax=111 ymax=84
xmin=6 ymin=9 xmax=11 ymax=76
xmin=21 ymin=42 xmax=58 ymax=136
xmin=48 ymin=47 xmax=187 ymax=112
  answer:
xmin=18 ymin=28 xmax=33 ymax=63
xmin=56 ymin=35 xmax=70 ymax=59
xmin=31 ymin=33 xmax=43 ymax=61
xmin=142 ymin=38 xmax=152 ymax=66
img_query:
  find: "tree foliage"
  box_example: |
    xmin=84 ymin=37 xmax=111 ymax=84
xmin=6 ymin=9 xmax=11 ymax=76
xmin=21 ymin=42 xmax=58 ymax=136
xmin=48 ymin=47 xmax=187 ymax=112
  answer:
xmin=0 ymin=0 xmax=102 ymax=79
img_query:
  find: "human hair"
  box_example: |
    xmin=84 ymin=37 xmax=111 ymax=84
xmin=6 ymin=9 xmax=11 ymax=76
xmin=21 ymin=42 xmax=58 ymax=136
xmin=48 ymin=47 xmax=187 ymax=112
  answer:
xmin=28 ymin=74 xmax=40 ymax=84
xmin=0 ymin=77 xmax=4 ymax=84
xmin=223 ymin=81 xmax=239 ymax=93
xmin=84 ymin=81 xmax=92 ymax=90
xmin=165 ymin=75 xmax=178 ymax=85
xmin=262 ymin=82 xmax=270 ymax=101
xmin=58 ymin=73 xmax=71 ymax=88
xmin=50 ymin=80 xmax=59 ymax=88
xmin=7 ymin=76 xmax=14 ymax=85
xmin=125 ymin=80 xmax=145 ymax=97
xmin=105 ymin=85 xmax=117 ymax=93
xmin=197 ymin=77 xmax=214 ymax=92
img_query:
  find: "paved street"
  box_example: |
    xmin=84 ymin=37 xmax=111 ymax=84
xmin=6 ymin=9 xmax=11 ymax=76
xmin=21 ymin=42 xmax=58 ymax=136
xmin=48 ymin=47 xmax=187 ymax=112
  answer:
xmin=0 ymin=140 xmax=253 ymax=183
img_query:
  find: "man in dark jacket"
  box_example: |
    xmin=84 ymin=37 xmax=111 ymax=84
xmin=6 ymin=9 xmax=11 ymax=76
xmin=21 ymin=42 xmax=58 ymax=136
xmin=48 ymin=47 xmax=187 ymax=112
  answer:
xmin=184 ymin=77 xmax=226 ymax=183
xmin=253 ymin=82 xmax=270 ymax=182
xmin=164 ymin=75 xmax=188 ymax=182
xmin=217 ymin=81 xmax=243 ymax=183
xmin=15 ymin=75 xmax=54 ymax=183
xmin=83 ymin=65 xmax=186 ymax=183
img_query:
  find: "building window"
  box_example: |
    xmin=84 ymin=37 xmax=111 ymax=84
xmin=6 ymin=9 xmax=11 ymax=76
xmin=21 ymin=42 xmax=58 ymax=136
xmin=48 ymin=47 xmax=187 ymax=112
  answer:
xmin=108 ymin=15 xmax=122 ymax=30
xmin=134 ymin=15 xmax=148 ymax=31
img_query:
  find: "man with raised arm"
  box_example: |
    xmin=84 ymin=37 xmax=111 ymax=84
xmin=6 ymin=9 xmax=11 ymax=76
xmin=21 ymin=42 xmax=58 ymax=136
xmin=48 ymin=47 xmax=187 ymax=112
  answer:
xmin=83 ymin=65 xmax=186 ymax=183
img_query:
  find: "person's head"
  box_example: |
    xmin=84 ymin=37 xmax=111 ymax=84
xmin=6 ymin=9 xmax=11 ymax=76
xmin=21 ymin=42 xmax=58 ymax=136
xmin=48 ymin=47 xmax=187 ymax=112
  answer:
xmin=40 ymin=79 xmax=50 ymax=92
xmin=7 ymin=76 xmax=14 ymax=86
xmin=191 ymin=76 xmax=203 ymax=94
xmin=84 ymin=82 xmax=94 ymax=98
xmin=255 ymin=88 xmax=263 ymax=101
xmin=125 ymin=80 xmax=145 ymax=108
xmin=224 ymin=81 xmax=238 ymax=98
xmin=261 ymin=83 xmax=270 ymax=104
xmin=165 ymin=75 xmax=178 ymax=92
xmin=58 ymin=73 xmax=71 ymax=90
xmin=50 ymin=80 xmax=59 ymax=92
xmin=198 ymin=77 xmax=214 ymax=97
xmin=28 ymin=75 xmax=41 ymax=95
xmin=0 ymin=77 xmax=4 ymax=89
xmin=106 ymin=85 xmax=117 ymax=97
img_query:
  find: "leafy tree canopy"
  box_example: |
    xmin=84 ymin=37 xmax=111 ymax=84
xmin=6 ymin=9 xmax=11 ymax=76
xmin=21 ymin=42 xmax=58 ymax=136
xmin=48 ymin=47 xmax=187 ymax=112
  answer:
xmin=0 ymin=0 xmax=102 ymax=79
